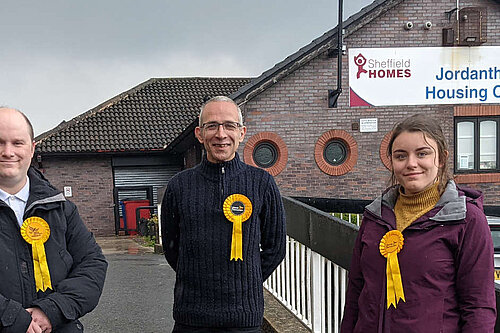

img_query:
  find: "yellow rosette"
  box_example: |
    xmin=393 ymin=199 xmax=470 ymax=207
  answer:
xmin=379 ymin=230 xmax=405 ymax=309
xmin=223 ymin=194 xmax=252 ymax=261
xmin=20 ymin=217 xmax=52 ymax=292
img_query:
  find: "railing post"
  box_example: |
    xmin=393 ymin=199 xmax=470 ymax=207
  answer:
xmin=157 ymin=203 xmax=162 ymax=245
xmin=311 ymin=251 xmax=323 ymax=333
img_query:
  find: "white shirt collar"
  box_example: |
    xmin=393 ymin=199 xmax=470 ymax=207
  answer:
xmin=0 ymin=176 xmax=30 ymax=203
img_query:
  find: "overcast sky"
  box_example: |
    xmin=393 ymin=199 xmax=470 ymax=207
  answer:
xmin=1 ymin=0 xmax=372 ymax=136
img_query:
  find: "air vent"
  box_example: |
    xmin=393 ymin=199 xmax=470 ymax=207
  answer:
xmin=458 ymin=7 xmax=487 ymax=46
xmin=442 ymin=28 xmax=455 ymax=46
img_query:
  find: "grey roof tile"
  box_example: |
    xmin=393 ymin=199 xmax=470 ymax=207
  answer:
xmin=35 ymin=77 xmax=250 ymax=153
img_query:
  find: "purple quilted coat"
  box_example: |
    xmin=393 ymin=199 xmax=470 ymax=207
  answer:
xmin=341 ymin=181 xmax=496 ymax=333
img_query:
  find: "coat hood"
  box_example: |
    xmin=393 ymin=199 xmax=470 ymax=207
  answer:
xmin=26 ymin=166 xmax=65 ymax=212
xmin=365 ymin=180 xmax=483 ymax=224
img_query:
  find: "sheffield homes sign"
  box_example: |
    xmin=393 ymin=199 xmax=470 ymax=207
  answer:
xmin=349 ymin=46 xmax=500 ymax=107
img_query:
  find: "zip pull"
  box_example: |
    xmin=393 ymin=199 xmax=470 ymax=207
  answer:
xmin=221 ymin=166 xmax=225 ymax=197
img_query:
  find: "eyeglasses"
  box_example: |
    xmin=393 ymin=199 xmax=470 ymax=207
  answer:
xmin=201 ymin=121 xmax=242 ymax=133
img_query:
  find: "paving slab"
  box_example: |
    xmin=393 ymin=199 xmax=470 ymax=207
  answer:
xmin=82 ymin=237 xmax=309 ymax=333
xmin=95 ymin=236 xmax=155 ymax=255
xmin=80 ymin=237 xmax=174 ymax=333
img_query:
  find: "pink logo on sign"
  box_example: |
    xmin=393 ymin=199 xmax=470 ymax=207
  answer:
xmin=354 ymin=54 xmax=367 ymax=79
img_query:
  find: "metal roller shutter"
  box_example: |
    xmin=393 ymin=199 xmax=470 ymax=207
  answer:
xmin=114 ymin=165 xmax=180 ymax=206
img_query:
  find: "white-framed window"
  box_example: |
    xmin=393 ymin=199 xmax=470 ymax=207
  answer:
xmin=457 ymin=121 xmax=474 ymax=170
xmin=455 ymin=117 xmax=498 ymax=173
xmin=480 ymin=121 xmax=496 ymax=170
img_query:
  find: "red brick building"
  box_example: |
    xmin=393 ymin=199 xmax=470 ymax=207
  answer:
xmin=228 ymin=0 xmax=500 ymax=205
xmin=36 ymin=0 xmax=500 ymax=235
xmin=34 ymin=78 xmax=249 ymax=235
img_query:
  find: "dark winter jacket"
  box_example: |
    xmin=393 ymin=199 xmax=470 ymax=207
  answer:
xmin=161 ymin=153 xmax=286 ymax=328
xmin=341 ymin=181 xmax=496 ymax=333
xmin=0 ymin=167 xmax=107 ymax=333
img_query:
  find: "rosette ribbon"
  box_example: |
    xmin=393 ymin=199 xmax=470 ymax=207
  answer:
xmin=379 ymin=230 xmax=405 ymax=309
xmin=223 ymin=194 xmax=252 ymax=261
xmin=21 ymin=217 xmax=52 ymax=292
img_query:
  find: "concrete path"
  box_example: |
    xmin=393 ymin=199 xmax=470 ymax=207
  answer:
xmin=80 ymin=236 xmax=309 ymax=333
xmin=80 ymin=237 xmax=175 ymax=333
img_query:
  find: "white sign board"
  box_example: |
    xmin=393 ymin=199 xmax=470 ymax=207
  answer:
xmin=64 ymin=186 xmax=72 ymax=197
xmin=360 ymin=118 xmax=378 ymax=132
xmin=349 ymin=46 xmax=500 ymax=106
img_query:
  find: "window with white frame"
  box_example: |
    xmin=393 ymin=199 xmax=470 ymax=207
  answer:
xmin=455 ymin=117 xmax=498 ymax=172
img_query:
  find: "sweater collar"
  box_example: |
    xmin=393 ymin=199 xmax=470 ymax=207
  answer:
xmin=394 ymin=182 xmax=440 ymax=230
xmin=198 ymin=152 xmax=245 ymax=178
xmin=397 ymin=181 xmax=440 ymax=207
xmin=366 ymin=180 xmax=467 ymax=223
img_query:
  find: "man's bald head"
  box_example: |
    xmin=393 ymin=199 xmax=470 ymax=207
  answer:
xmin=0 ymin=107 xmax=34 ymax=141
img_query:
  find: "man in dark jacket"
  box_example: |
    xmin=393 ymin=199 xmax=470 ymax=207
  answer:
xmin=0 ymin=107 xmax=107 ymax=333
xmin=162 ymin=96 xmax=286 ymax=332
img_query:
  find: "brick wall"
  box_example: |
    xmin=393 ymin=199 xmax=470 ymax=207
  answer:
xmin=39 ymin=156 xmax=115 ymax=236
xmin=238 ymin=0 xmax=500 ymax=204
xmin=184 ymin=144 xmax=202 ymax=169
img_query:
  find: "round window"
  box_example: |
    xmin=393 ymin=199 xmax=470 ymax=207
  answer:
xmin=323 ymin=140 xmax=347 ymax=166
xmin=253 ymin=142 xmax=278 ymax=168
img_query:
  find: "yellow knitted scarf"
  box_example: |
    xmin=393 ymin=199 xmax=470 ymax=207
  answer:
xmin=394 ymin=182 xmax=440 ymax=231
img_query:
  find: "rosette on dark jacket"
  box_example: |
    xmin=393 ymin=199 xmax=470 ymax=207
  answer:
xmin=162 ymin=153 xmax=286 ymax=328
xmin=0 ymin=167 xmax=107 ymax=333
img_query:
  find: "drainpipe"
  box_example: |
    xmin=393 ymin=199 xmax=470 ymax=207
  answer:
xmin=328 ymin=0 xmax=344 ymax=108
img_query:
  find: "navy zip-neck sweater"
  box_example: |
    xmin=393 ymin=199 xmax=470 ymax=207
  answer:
xmin=161 ymin=153 xmax=286 ymax=327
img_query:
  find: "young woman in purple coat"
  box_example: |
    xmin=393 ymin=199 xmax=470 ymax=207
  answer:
xmin=341 ymin=114 xmax=496 ymax=333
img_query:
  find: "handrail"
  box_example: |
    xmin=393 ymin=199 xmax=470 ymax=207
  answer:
xmin=267 ymin=196 xmax=360 ymax=332
xmin=135 ymin=205 xmax=156 ymax=228
xmin=283 ymin=196 xmax=358 ymax=270
xmin=279 ymin=196 xmax=500 ymax=333
xmin=158 ymin=195 xmax=500 ymax=332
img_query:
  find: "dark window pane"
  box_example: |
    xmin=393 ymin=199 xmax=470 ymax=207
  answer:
xmin=253 ymin=142 xmax=278 ymax=168
xmin=491 ymin=228 xmax=500 ymax=251
xmin=324 ymin=140 xmax=347 ymax=166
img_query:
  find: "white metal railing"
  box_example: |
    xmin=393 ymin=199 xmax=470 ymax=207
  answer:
xmin=330 ymin=212 xmax=362 ymax=227
xmin=264 ymin=235 xmax=349 ymax=333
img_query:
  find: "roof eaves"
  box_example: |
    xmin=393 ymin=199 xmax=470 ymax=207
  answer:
xmin=163 ymin=120 xmax=198 ymax=153
xmin=35 ymin=77 xmax=158 ymax=143
xmin=162 ymin=78 xmax=251 ymax=153
xmin=36 ymin=77 xmax=250 ymax=154
xmin=231 ymin=0 xmax=402 ymax=104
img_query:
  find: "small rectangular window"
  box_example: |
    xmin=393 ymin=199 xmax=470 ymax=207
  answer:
xmin=480 ymin=121 xmax=497 ymax=170
xmin=457 ymin=121 xmax=475 ymax=170
xmin=455 ymin=117 xmax=499 ymax=173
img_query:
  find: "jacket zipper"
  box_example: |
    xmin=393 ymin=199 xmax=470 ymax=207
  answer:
xmin=221 ymin=165 xmax=225 ymax=202
xmin=0 ymin=204 xmax=29 ymax=305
